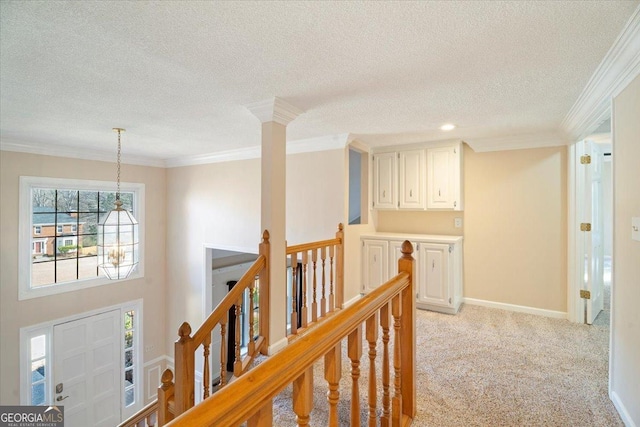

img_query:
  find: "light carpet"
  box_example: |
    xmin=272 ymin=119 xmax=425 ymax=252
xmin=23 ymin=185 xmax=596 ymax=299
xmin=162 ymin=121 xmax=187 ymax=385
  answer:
xmin=269 ymin=298 xmax=619 ymax=426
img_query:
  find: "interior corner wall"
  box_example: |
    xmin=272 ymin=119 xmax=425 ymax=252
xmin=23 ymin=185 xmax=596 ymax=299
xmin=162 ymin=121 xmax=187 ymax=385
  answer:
xmin=0 ymin=151 xmax=167 ymax=405
xmin=464 ymin=145 xmax=567 ymax=312
xmin=611 ymin=73 xmax=640 ymax=424
xmin=372 ymin=144 xmax=567 ymax=312
xmin=164 ymin=148 xmax=345 ymax=356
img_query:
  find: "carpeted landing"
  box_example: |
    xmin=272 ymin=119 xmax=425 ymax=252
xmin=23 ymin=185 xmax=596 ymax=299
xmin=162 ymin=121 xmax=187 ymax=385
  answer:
xmin=269 ymin=301 xmax=620 ymax=426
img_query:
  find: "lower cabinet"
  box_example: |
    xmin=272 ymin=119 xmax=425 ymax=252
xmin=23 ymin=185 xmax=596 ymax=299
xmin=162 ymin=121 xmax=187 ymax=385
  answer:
xmin=362 ymin=234 xmax=463 ymax=314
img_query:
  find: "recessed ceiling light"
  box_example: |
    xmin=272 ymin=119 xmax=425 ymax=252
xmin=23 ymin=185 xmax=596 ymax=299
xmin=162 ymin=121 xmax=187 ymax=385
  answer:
xmin=440 ymin=124 xmax=456 ymax=131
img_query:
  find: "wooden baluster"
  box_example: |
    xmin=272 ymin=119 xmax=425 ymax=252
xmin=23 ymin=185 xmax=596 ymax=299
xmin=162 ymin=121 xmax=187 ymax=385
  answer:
xmin=291 ymin=251 xmax=298 ymax=335
xmin=324 ymin=343 xmax=342 ymax=426
xmin=259 ymin=230 xmax=270 ymax=354
xmin=348 ymin=325 xmax=363 ymax=426
xmin=234 ymin=297 xmax=242 ymax=376
xmin=202 ymin=334 xmax=211 ymax=399
xmin=301 ymin=251 xmax=308 ymax=328
xmin=220 ymin=319 xmax=227 ymax=387
xmin=249 ymin=283 xmax=256 ymax=355
xmin=335 ymin=223 xmax=344 ymax=309
xmin=380 ymin=302 xmax=391 ymax=427
xmin=392 ymin=294 xmax=402 ymax=426
xmin=293 ymin=367 xmax=314 ymax=427
xmin=157 ymin=369 xmax=174 ymax=425
xmin=311 ymin=248 xmax=318 ymax=322
xmin=146 ymin=412 xmax=156 ymax=427
xmin=174 ymin=322 xmax=194 ymax=414
xmin=366 ymin=312 xmax=379 ymax=426
xmin=399 ymin=240 xmax=417 ymax=421
xmin=320 ymin=246 xmax=327 ymax=317
xmin=329 ymin=244 xmax=335 ymax=312
xmin=247 ymin=400 xmax=273 ymax=427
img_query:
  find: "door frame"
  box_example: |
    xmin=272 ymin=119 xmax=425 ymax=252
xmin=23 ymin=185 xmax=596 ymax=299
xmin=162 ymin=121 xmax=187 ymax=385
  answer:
xmin=20 ymin=299 xmax=143 ymax=421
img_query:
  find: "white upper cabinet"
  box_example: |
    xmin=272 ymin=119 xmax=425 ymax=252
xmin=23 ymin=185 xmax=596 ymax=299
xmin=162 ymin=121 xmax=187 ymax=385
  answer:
xmin=399 ymin=149 xmax=426 ymax=209
xmin=373 ymin=152 xmax=397 ymax=209
xmin=427 ymin=143 xmax=463 ymax=210
xmin=372 ymin=141 xmax=463 ymax=211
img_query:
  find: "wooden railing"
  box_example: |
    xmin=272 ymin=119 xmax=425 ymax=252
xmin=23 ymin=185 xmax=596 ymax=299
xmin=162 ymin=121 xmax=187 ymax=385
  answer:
xmin=286 ymin=223 xmax=344 ymax=338
xmin=118 ymin=400 xmax=158 ymax=427
xmin=155 ymin=230 xmax=272 ymax=423
xmin=165 ymin=241 xmax=416 ymax=427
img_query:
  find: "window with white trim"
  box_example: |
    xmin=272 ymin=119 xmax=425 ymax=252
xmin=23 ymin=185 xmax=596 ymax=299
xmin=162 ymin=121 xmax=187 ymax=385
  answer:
xmin=19 ymin=177 xmax=145 ymax=300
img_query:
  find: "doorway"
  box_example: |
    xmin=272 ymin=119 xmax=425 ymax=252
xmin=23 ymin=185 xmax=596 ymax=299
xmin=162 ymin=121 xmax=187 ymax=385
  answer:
xmin=20 ymin=300 xmax=142 ymax=425
xmin=570 ymin=128 xmax=613 ymax=325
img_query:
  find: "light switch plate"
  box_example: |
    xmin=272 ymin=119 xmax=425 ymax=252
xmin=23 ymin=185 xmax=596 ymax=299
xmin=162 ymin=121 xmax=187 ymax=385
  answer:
xmin=632 ymin=217 xmax=640 ymax=241
xmin=454 ymin=217 xmax=463 ymax=228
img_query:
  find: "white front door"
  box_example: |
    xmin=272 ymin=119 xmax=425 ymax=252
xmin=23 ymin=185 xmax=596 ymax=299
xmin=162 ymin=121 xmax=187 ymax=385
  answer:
xmin=53 ymin=309 xmax=121 ymax=427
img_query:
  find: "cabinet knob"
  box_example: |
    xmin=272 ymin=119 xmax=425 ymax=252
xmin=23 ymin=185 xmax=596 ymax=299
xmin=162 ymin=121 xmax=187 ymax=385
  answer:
xmin=383 ymin=190 xmax=386 ymax=198
xmin=409 ymin=189 xmax=412 ymax=197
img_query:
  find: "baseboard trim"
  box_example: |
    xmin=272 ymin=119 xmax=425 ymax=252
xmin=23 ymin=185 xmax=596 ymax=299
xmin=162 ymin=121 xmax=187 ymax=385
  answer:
xmin=463 ymin=298 xmax=567 ymax=319
xmin=610 ymin=390 xmax=637 ymax=427
xmin=268 ymin=336 xmax=289 ymax=355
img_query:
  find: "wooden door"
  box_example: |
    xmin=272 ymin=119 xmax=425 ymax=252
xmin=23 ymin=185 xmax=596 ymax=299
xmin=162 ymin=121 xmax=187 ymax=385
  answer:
xmin=362 ymin=239 xmax=388 ymax=293
xmin=417 ymin=243 xmax=450 ymax=307
xmin=578 ymin=140 xmax=604 ymax=324
xmin=399 ymin=150 xmax=425 ymax=209
xmin=427 ymin=146 xmax=457 ymax=209
xmin=53 ymin=310 xmax=121 ymax=427
xmin=373 ymin=152 xmax=397 ymax=209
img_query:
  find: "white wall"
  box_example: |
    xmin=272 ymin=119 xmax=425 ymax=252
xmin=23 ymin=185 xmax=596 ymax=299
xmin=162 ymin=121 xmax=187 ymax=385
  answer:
xmin=165 ymin=149 xmax=345 ymax=355
xmin=0 ymin=151 xmax=167 ymax=405
xmin=610 ymin=73 xmax=640 ymax=424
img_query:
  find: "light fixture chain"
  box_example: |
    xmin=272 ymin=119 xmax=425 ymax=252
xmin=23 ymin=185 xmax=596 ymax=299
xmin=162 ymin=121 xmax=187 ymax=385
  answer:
xmin=116 ymin=128 xmax=121 ymax=201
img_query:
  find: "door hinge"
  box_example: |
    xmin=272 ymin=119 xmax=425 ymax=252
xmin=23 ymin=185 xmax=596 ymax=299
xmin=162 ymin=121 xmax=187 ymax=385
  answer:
xmin=580 ymin=223 xmax=592 ymax=232
xmin=416 ymin=293 xmax=419 ymax=299
xmin=397 ymin=201 xmax=400 ymax=208
xmin=580 ymin=155 xmax=591 ymax=164
xmin=580 ymin=290 xmax=591 ymax=299
xmin=449 ymin=297 xmax=452 ymax=304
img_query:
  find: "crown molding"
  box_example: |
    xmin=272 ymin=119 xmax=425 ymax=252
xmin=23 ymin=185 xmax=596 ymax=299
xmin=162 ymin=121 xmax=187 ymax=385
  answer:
xmin=561 ymin=5 xmax=640 ymax=141
xmin=465 ymin=131 xmax=568 ymax=153
xmin=0 ymin=139 xmax=166 ymax=168
xmin=164 ymin=133 xmax=350 ymax=168
xmin=245 ymin=97 xmax=304 ymax=125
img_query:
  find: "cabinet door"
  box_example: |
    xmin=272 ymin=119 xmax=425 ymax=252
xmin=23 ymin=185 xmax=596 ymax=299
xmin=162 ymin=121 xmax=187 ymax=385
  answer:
xmin=427 ymin=146 xmax=459 ymax=210
xmin=417 ymin=243 xmax=450 ymax=307
xmin=399 ymin=150 xmax=426 ymax=209
xmin=373 ymin=152 xmax=397 ymax=209
xmin=362 ymin=240 xmax=388 ymax=293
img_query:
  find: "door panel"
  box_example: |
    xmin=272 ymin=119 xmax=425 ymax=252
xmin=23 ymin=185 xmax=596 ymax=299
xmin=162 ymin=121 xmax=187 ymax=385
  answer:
xmin=363 ymin=240 xmax=388 ymax=293
xmin=54 ymin=309 xmax=121 ymax=427
xmin=373 ymin=152 xmax=397 ymax=209
xmin=418 ymin=243 xmax=449 ymax=306
xmin=578 ymin=140 xmax=604 ymax=324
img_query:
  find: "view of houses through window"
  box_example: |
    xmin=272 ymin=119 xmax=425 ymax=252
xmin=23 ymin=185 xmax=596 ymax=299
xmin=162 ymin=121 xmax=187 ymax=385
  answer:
xmin=31 ymin=188 xmax=134 ymax=287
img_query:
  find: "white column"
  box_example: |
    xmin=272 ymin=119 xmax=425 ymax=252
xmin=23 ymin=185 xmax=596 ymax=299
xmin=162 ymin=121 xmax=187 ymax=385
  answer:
xmin=246 ymin=97 xmax=302 ymax=354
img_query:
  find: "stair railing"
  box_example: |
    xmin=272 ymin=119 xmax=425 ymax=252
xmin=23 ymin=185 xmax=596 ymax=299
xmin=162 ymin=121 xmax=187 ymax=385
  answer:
xmin=165 ymin=241 xmax=416 ymax=427
xmin=163 ymin=230 xmax=271 ymax=421
xmin=286 ymin=223 xmax=344 ymax=337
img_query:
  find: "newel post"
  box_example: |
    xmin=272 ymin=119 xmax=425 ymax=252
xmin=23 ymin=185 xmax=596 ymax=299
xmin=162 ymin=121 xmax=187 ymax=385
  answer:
xmin=157 ymin=369 xmax=175 ymax=426
xmin=398 ymin=241 xmax=416 ymax=420
xmin=174 ymin=322 xmax=195 ymax=415
xmin=259 ymin=230 xmax=271 ymax=354
xmin=335 ymin=223 xmax=344 ymax=309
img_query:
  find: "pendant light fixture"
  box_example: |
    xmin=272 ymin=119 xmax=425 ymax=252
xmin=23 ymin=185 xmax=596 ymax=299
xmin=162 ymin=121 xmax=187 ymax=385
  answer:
xmin=98 ymin=128 xmax=139 ymax=279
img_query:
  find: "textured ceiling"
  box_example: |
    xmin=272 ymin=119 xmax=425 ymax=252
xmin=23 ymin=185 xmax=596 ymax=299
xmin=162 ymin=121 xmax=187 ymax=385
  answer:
xmin=0 ymin=1 xmax=637 ymax=163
